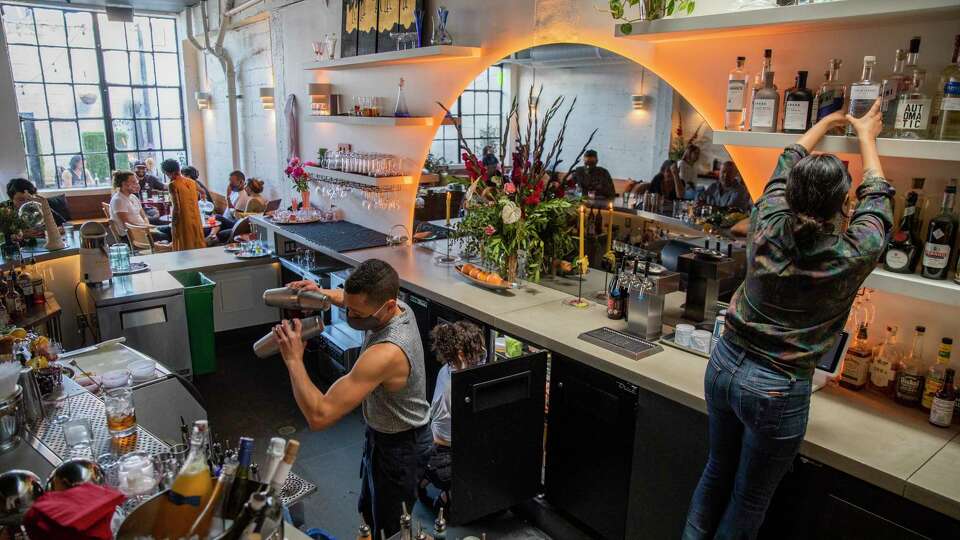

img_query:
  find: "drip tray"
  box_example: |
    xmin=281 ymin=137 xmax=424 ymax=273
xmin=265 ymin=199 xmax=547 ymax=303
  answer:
xmin=578 ymin=327 xmax=662 ymax=360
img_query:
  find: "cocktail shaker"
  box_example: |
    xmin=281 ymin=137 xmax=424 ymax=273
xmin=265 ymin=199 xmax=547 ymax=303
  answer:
xmin=262 ymin=287 xmax=332 ymax=311
xmin=253 ymin=316 xmax=325 ymax=359
xmin=17 ymin=368 xmax=44 ymax=423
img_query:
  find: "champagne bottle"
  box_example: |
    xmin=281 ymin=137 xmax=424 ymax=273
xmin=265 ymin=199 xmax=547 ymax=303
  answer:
xmin=224 ymin=436 xmax=255 ymax=517
xmin=221 ymin=491 xmax=268 ymax=540
xmin=260 ymin=440 xmax=301 ymax=533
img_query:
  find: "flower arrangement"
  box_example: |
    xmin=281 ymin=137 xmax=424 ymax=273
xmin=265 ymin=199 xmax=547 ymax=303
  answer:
xmin=0 ymin=204 xmax=27 ymax=246
xmin=438 ymin=86 xmax=596 ymax=282
xmin=284 ymin=157 xmax=311 ymax=193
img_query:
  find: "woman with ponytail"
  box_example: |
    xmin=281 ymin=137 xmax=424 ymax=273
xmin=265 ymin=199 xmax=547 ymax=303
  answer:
xmin=683 ymin=99 xmax=893 ymax=540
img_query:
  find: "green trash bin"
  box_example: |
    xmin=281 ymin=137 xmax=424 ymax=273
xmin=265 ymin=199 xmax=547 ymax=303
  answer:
xmin=171 ymin=271 xmax=217 ymax=376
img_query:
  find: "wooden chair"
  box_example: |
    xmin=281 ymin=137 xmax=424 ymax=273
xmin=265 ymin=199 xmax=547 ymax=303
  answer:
xmin=100 ymin=202 xmax=124 ymax=245
xmin=210 ymin=191 xmax=228 ymax=215
xmin=126 ymin=223 xmax=171 ymax=255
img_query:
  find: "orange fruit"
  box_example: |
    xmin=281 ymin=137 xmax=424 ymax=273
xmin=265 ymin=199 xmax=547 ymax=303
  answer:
xmin=474 ymin=271 xmax=489 ymax=281
xmin=461 ymin=263 xmax=477 ymax=275
xmin=485 ymin=274 xmax=504 ymax=286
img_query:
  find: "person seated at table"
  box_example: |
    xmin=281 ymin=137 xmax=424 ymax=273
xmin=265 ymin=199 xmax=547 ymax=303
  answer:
xmin=5 ymin=178 xmax=69 ymax=227
xmin=134 ymin=161 xmax=167 ymax=194
xmin=417 ymin=320 xmax=487 ymax=513
xmin=212 ymin=178 xmax=267 ymax=244
xmin=571 ymin=149 xmax=616 ymax=199
xmin=161 ymin=159 xmax=206 ymax=251
xmin=698 ymin=160 xmax=753 ymax=212
xmin=226 ymin=170 xmax=249 ymax=214
xmin=182 ymin=166 xmax=213 ymax=203
xmin=60 ymin=155 xmax=93 ymax=188
xmin=109 ymin=171 xmax=170 ymax=244
xmin=628 ymin=159 xmax=686 ymax=203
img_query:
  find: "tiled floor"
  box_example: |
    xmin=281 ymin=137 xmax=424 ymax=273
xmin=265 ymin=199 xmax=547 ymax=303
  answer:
xmin=197 ymin=325 xmax=553 ymax=540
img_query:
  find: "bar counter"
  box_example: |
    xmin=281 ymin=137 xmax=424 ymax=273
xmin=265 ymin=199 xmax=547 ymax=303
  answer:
xmin=251 ymin=216 xmax=960 ymax=522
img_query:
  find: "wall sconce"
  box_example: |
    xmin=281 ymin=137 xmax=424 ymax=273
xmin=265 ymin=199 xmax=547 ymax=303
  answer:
xmin=259 ymin=87 xmax=275 ymax=110
xmin=632 ymin=95 xmax=648 ymax=110
xmin=195 ymin=91 xmax=211 ymax=110
xmin=308 ymin=83 xmax=338 ymax=116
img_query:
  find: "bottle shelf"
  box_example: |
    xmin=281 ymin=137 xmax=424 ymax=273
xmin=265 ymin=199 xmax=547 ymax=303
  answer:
xmin=305 ymin=115 xmax=434 ymax=126
xmin=864 ymin=268 xmax=960 ymax=307
xmin=304 ymin=166 xmax=413 ymax=187
xmin=613 ymin=0 xmax=960 ymax=42
xmin=711 ymin=131 xmax=960 ymax=162
xmin=303 ymin=45 xmax=481 ymax=71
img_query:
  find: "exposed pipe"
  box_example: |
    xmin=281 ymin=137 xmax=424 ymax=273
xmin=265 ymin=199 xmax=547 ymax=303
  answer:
xmin=225 ymin=0 xmax=263 ymax=17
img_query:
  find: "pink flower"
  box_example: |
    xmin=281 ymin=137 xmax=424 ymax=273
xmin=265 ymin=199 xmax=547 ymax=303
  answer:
xmin=504 ymin=182 xmax=516 ymax=194
xmin=484 ymin=225 xmax=496 ymax=236
xmin=285 ymin=166 xmax=293 ymax=175
xmin=293 ymin=167 xmax=305 ymax=178
xmin=290 ymin=157 xmax=301 ymax=166
xmin=305 ymin=161 xmax=318 ymax=167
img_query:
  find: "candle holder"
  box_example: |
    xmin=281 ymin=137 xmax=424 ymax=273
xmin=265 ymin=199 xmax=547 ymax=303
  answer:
xmin=434 ymin=239 xmax=460 ymax=266
xmin=563 ymin=264 xmax=590 ymax=309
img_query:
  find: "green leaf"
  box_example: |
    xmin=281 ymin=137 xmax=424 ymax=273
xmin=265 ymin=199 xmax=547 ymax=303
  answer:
xmin=620 ymin=22 xmax=633 ymax=35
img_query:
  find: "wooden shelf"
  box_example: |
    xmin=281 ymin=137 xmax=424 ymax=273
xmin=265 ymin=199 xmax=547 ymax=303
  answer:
xmin=304 ymin=166 xmax=413 ymax=187
xmin=711 ymin=131 xmax=960 ymax=162
xmin=864 ymin=269 xmax=960 ymax=307
xmin=303 ymin=45 xmax=481 ymax=71
xmin=614 ymin=0 xmax=960 ymax=42
xmin=305 ymin=115 xmax=433 ymax=126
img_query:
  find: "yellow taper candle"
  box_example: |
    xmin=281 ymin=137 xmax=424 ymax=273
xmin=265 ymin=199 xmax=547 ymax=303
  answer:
xmin=578 ymin=205 xmax=585 ymax=259
xmin=606 ymin=202 xmax=614 ymax=253
xmin=445 ymin=190 xmax=452 ymax=225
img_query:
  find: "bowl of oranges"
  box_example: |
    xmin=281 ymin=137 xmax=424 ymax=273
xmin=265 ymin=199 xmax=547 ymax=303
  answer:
xmin=455 ymin=263 xmax=517 ymax=291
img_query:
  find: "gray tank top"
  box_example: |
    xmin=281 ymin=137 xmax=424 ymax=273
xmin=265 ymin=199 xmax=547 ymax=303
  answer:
xmin=361 ymin=300 xmax=430 ymax=433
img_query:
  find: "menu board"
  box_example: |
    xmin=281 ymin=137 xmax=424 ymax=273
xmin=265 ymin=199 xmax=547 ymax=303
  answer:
xmin=341 ymin=0 xmax=359 ymax=58
xmin=357 ymin=0 xmax=379 ymax=56
xmin=377 ymin=0 xmax=399 ymax=53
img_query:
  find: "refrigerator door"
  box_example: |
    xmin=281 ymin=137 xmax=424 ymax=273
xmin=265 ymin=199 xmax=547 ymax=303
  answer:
xmin=96 ymin=293 xmax=192 ymax=377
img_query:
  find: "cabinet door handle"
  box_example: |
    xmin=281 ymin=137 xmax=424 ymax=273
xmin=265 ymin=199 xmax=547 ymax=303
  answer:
xmin=464 ymin=396 xmax=471 ymax=404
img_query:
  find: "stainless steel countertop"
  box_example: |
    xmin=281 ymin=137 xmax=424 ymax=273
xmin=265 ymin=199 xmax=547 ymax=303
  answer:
xmin=81 ymin=270 xmax=184 ymax=307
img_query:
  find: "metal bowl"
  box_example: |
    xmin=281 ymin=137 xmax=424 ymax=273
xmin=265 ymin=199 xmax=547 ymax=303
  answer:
xmin=44 ymin=458 xmax=105 ymax=492
xmin=0 ymin=470 xmax=43 ymax=522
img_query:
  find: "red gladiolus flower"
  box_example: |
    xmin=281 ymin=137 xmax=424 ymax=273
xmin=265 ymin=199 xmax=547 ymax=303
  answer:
xmin=504 ymin=182 xmax=516 ymax=194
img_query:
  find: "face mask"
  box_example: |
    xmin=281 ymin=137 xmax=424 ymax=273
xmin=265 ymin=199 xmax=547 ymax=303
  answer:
xmin=346 ymin=301 xmax=389 ymax=331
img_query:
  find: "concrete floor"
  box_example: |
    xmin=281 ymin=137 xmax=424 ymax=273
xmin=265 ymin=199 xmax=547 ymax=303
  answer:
xmin=196 ymin=325 xmax=554 ymax=540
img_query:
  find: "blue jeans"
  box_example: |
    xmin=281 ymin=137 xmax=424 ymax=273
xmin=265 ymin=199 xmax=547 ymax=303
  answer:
xmin=682 ymin=336 xmax=812 ymax=540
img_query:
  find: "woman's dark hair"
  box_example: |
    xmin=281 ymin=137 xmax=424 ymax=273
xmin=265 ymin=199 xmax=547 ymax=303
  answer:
xmin=181 ymin=166 xmax=199 ymax=180
xmin=430 ymin=321 xmax=486 ymax=369
xmin=6 ymin=178 xmax=37 ymax=200
xmin=785 ymin=153 xmax=851 ymax=245
xmin=659 ymin=159 xmax=675 ymax=174
xmin=112 ymin=170 xmax=134 ymax=188
xmin=160 ymin=159 xmax=180 ymax=175
xmin=246 ymin=178 xmax=264 ymax=194
xmin=69 ymin=155 xmax=83 ymax=170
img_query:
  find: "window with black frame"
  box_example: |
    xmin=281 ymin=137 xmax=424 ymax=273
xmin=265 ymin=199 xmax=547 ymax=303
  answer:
xmin=431 ymin=65 xmax=508 ymax=165
xmin=1 ymin=4 xmax=186 ymax=189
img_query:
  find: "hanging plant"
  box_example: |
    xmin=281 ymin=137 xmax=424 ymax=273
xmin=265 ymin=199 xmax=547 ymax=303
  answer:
xmin=602 ymin=0 xmax=696 ymax=35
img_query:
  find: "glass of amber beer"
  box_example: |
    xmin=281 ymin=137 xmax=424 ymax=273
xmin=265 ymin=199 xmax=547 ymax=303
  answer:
xmin=104 ymin=387 xmax=137 ymax=438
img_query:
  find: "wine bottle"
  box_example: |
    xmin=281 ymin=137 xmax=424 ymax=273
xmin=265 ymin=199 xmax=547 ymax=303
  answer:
xmin=224 ymin=436 xmax=255 ymax=518
xmin=921 ymin=179 xmax=958 ymax=280
xmin=220 ymin=491 xmax=268 ymax=540
xmin=186 ymin=460 xmax=236 ymax=538
xmin=261 ymin=437 xmax=286 ymax=487
xmin=606 ymin=256 xmax=624 ymax=320
xmin=260 ymin=440 xmax=301 ymax=533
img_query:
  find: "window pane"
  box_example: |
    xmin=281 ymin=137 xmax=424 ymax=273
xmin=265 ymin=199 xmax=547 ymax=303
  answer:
xmin=47 ymin=84 xmax=77 ymax=118
xmin=75 ymin=85 xmax=103 ymax=118
xmin=113 ymin=119 xmax=136 ymax=150
xmin=8 ymin=45 xmax=41 ymax=82
xmin=21 ymin=119 xmax=52 ymax=154
xmin=39 ymin=47 xmax=71 ymax=83
xmin=2 ymin=6 xmax=37 ymax=45
xmin=159 ymin=119 xmax=183 ymax=149
xmin=71 ymin=49 xmax=99 ymax=83
xmin=160 ymin=150 xmax=186 ymax=166
xmin=29 ymin=155 xmax=56 ymax=189
xmin=151 ymin=18 xmax=176 ymax=52
xmin=103 ymin=51 xmax=130 ymax=84
xmin=133 ymin=87 xmax=158 ymax=118
xmin=85 ymin=154 xmax=110 ymax=185
xmin=130 ymin=52 xmax=155 ymax=85
xmin=15 ymin=83 xmax=47 ymax=119
xmin=57 ymin=154 xmax=91 ymax=187
xmin=154 ymin=53 xmax=179 ymax=86
xmin=157 ymin=88 xmax=181 ymax=118
xmin=51 ymin=121 xmax=80 ymax=153
xmin=34 ymin=9 xmax=65 ymax=46
xmin=126 ymin=17 xmax=152 ymax=51
xmin=65 ymin=11 xmax=94 ymax=48
xmin=114 ymin=152 xmax=138 ymax=171
xmin=97 ymin=15 xmax=126 ymax=49
xmin=79 ymin=120 xmax=107 ymax=153
xmin=472 ymin=70 xmax=488 ymax=91
xmin=108 ymin=86 xmax=134 ymax=118
xmin=137 ymin=151 xmax=159 ymax=169
xmin=136 ymin=119 xmax=160 ymax=150
xmin=460 ymin=93 xmax=475 ymax=115
xmin=443 ymin=141 xmax=458 ymax=163
xmin=475 ymin=92 xmax=488 ymax=114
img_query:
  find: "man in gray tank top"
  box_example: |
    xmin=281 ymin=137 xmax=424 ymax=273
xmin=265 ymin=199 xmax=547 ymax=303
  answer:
xmin=272 ymin=259 xmax=431 ymax=537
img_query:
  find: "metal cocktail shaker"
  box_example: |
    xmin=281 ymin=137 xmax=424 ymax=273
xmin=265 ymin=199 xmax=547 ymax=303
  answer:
xmin=17 ymin=368 xmax=44 ymax=423
xmin=262 ymin=287 xmax=332 ymax=311
xmin=252 ymin=316 xmax=325 ymax=359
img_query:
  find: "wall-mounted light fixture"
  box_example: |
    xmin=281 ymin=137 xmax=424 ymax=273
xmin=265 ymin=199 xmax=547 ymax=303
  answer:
xmin=195 ymin=91 xmax=212 ymax=110
xmin=308 ymin=83 xmax=336 ymax=116
xmin=632 ymin=94 xmax=648 ymax=110
xmin=259 ymin=87 xmax=275 ymax=110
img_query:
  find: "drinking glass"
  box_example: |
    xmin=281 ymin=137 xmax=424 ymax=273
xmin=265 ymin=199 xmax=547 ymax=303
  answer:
xmin=62 ymin=417 xmax=93 ymax=458
xmin=118 ymin=451 xmax=158 ymax=504
xmin=97 ymin=453 xmax=121 ymax=488
xmin=103 ymin=387 xmax=137 ymax=438
xmin=152 ymin=451 xmax=179 ymax=490
xmin=41 ymin=389 xmax=71 ymax=424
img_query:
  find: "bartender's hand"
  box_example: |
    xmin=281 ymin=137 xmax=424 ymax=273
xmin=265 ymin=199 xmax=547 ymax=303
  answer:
xmin=274 ymin=319 xmax=306 ymax=366
xmin=846 ymin=98 xmax=882 ymax=140
xmin=287 ymin=279 xmax=321 ymax=293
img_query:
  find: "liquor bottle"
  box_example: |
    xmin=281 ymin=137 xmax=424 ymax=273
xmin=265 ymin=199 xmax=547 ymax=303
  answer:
xmin=750 ymin=71 xmax=780 ymax=132
xmin=936 ymin=39 xmax=960 ymax=140
xmin=895 ymin=326 xmax=926 ymax=407
xmin=153 ymin=420 xmax=214 ymax=540
xmin=725 ymin=56 xmax=749 ymax=131
xmin=782 ymin=70 xmax=813 ymax=133
xmin=922 ymin=338 xmax=953 ymax=409
xmin=930 ymin=35 xmax=960 ymax=138
xmin=186 ymin=459 xmax=236 ymax=539
xmin=846 ymin=56 xmax=881 ymax=136
xmin=16 ymin=265 xmax=33 ymax=301
xmin=883 ymin=191 xmax=922 ymax=273
xmin=4 ymin=275 xmax=24 ymax=320
xmin=224 ymin=436 xmax=255 ymax=518
xmin=921 ymin=179 xmax=958 ymax=280
xmin=929 ymin=368 xmax=956 ymax=427
xmin=606 ymin=256 xmax=624 ymax=320
xmin=869 ymin=325 xmax=904 ymax=396
xmin=394 ymin=77 xmax=410 ymax=118
xmin=747 ymin=49 xmax=773 ymax=129
xmin=27 ymin=257 xmax=43 ymax=305
xmin=880 ymin=49 xmax=910 ymax=137
xmin=839 ymin=322 xmax=872 ymax=391
xmin=894 ymin=69 xmax=932 ymax=139
xmin=221 ymin=491 xmax=268 ymax=540
xmin=814 ymin=59 xmax=846 ymax=134
xmin=905 ymin=36 xmax=923 ymax=72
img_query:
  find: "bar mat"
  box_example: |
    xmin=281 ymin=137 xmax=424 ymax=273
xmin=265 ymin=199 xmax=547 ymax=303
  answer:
xmin=277 ymin=221 xmax=389 ymax=253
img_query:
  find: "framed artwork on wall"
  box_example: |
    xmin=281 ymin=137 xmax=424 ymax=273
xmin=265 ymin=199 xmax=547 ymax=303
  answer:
xmin=377 ymin=0 xmax=399 ymax=53
xmin=357 ymin=0 xmax=379 ymax=56
xmin=341 ymin=0 xmax=359 ymax=58
xmin=398 ymin=0 xmax=422 ymax=45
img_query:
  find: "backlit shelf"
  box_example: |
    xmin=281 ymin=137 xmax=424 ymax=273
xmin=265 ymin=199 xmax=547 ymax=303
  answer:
xmin=864 ymin=268 xmax=960 ymax=307
xmin=305 ymin=115 xmax=433 ymax=126
xmin=614 ymin=0 xmax=960 ymax=42
xmin=303 ymin=45 xmax=481 ymax=71
xmin=304 ymin=166 xmax=413 ymax=187
xmin=712 ymin=131 xmax=960 ymax=162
